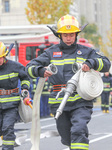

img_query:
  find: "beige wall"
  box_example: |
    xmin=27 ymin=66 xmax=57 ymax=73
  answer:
xmin=0 ymin=0 xmax=112 ymax=44
xmin=0 ymin=0 xmax=30 ymax=26
xmin=75 ymin=0 xmax=111 ymax=43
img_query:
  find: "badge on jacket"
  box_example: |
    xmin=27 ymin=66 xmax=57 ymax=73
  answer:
xmin=53 ymin=52 xmax=62 ymax=58
xmin=77 ymin=50 xmax=82 ymax=55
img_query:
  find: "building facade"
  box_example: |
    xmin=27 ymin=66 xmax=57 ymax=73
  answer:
xmin=0 ymin=0 xmax=30 ymax=26
xmin=75 ymin=0 xmax=112 ymax=42
xmin=0 ymin=0 xmax=112 ymax=42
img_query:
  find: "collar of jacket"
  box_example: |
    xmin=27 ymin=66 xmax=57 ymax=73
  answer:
xmin=0 ymin=58 xmax=8 ymax=69
xmin=59 ymin=40 xmax=78 ymax=54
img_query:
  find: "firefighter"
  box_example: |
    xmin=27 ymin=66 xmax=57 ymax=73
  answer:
xmin=0 ymin=42 xmax=30 ymax=150
xmin=101 ymin=72 xmax=112 ymax=113
xmin=40 ymin=77 xmax=51 ymax=117
xmin=26 ymin=14 xmax=110 ymax=150
xmin=30 ymin=78 xmax=38 ymax=99
xmin=110 ymin=95 xmax=112 ymax=108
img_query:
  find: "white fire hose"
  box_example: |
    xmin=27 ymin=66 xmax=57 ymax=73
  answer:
xmin=77 ymin=69 xmax=103 ymax=100
xmin=30 ymin=64 xmax=58 ymax=150
xmin=55 ymin=64 xmax=103 ymax=120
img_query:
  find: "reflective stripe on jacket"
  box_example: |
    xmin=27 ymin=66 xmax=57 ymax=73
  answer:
xmin=0 ymin=59 xmax=30 ymax=109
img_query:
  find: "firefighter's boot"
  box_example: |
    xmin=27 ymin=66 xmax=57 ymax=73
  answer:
xmin=106 ymin=110 xmax=109 ymax=113
xmin=102 ymin=110 xmax=106 ymax=113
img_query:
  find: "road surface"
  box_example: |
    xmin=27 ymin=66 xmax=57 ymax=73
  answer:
xmin=0 ymin=107 xmax=112 ymax=150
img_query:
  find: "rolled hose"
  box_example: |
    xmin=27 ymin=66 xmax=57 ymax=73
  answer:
xmin=77 ymin=69 xmax=103 ymax=100
xmin=55 ymin=69 xmax=103 ymax=119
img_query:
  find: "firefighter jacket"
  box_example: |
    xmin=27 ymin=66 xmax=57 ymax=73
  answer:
xmin=0 ymin=59 xmax=30 ymax=109
xmin=42 ymin=78 xmax=52 ymax=96
xmin=102 ymin=74 xmax=112 ymax=93
xmin=26 ymin=40 xmax=111 ymax=112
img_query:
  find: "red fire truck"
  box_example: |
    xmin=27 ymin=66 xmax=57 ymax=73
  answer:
xmin=77 ymin=38 xmax=94 ymax=48
xmin=10 ymin=36 xmax=59 ymax=66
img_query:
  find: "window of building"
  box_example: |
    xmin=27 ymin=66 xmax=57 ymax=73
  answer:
xmin=94 ymin=1 xmax=97 ymax=22
xmin=3 ymin=0 xmax=10 ymax=12
xmin=94 ymin=3 xmax=97 ymax=11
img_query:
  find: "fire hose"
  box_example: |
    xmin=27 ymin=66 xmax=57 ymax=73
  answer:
xmin=30 ymin=64 xmax=58 ymax=150
xmin=18 ymin=90 xmax=33 ymax=123
xmin=55 ymin=63 xmax=103 ymax=120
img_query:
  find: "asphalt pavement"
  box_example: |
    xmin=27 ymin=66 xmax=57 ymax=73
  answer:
xmin=0 ymin=106 xmax=112 ymax=150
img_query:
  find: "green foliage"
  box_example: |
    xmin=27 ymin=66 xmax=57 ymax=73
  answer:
xmin=97 ymin=12 xmax=112 ymax=60
xmin=106 ymin=12 xmax=112 ymax=60
xmin=25 ymin=0 xmax=73 ymax=24
xmin=107 ymin=12 xmax=112 ymax=48
xmin=80 ymin=15 xmax=101 ymax=48
xmin=98 ymin=37 xmax=109 ymax=58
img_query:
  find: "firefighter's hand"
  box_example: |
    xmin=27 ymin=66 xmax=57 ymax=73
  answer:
xmin=110 ymin=92 xmax=112 ymax=95
xmin=82 ymin=64 xmax=90 ymax=72
xmin=44 ymin=70 xmax=53 ymax=78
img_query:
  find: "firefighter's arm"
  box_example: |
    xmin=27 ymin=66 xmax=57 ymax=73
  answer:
xmin=84 ymin=50 xmax=111 ymax=72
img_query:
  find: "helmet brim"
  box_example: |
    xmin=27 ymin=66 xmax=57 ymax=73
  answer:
xmin=0 ymin=50 xmax=8 ymax=58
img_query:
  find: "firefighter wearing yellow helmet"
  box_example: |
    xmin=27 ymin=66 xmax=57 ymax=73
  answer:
xmin=0 ymin=42 xmax=8 ymax=57
xmin=26 ymin=14 xmax=111 ymax=150
xmin=47 ymin=14 xmax=87 ymax=39
xmin=0 ymin=41 xmax=30 ymax=150
xmin=57 ymin=14 xmax=81 ymax=33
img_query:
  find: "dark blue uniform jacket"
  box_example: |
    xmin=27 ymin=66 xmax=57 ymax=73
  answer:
xmin=26 ymin=41 xmax=111 ymax=112
xmin=0 ymin=59 xmax=30 ymax=109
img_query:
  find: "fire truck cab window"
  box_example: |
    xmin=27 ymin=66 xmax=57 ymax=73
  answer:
xmin=26 ymin=46 xmax=37 ymax=60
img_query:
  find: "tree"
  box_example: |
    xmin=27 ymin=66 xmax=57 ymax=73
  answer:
xmin=25 ymin=0 xmax=73 ymax=24
xmin=80 ymin=15 xmax=101 ymax=48
xmin=98 ymin=12 xmax=112 ymax=60
xmin=98 ymin=37 xmax=109 ymax=57
xmin=106 ymin=12 xmax=112 ymax=60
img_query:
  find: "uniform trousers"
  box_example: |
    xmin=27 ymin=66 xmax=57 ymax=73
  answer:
xmin=101 ymin=92 xmax=110 ymax=111
xmin=40 ymin=95 xmax=50 ymax=117
xmin=0 ymin=107 xmax=18 ymax=150
xmin=56 ymin=106 xmax=92 ymax=150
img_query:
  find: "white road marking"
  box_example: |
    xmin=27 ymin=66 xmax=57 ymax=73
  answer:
xmin=25 ymin=123 xmax=56 ymax=142
xmin=41 ymin=123 xmax=56 ymax=129
xmin=89 ymin=133 xmax=112 ymax=143
xmin=63 ymin=134 xmax=112 ymax=150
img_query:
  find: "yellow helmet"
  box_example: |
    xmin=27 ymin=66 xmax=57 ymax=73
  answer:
xmin=57 ymin=14 xmax=81 ymax=33
xmin=0 ymin=42 xmax=8 ymax=57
